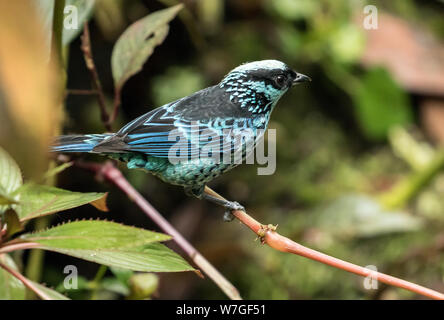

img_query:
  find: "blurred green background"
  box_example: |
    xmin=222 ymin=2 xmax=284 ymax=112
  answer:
xmin=3 ymin=0 xmax=444 ymax=299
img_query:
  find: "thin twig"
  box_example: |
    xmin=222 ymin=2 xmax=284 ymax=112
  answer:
xmin=60 ymin=156 xmax=444 ymax=300
xmin=108 ymin=86 xmax=122 ymax=126
xmin=80 ymin=22 xmax=112 ymax=132
xmin=204 ymin=186 xmax=444 ymax=300
xmin=72 ymin=159 xmax=242 ymax=300
xmin=0 ymin=258 xmax=51 ymax=300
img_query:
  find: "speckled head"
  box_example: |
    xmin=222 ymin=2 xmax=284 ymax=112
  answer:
xmin=219 ymin=60 xmax=310 ymax=114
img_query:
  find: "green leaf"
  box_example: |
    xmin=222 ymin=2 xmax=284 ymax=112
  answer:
xmin=0 ymin=254 xmax=26 ymax=299
xmin=22 ymin=220 xmax=171 ymax=250
xmin=111 ymin=4 xmax=183 ymax=91
xmin=42 ymin=162 xmax=73 ymax=181
xmin=128 ymin=273 xmax=158 ymax=299
xmin=0 ymin=146 xmax=22 ymax=196
xmin=21 ymin=220 xmax=193 ymax=272
xmin=30 ymin=281 xmax=70 ymax=300
xmin=0 ymin=146 xmax=22 ymax=212
xmin=14 ymin=184 xmax=107 ymax=221
xmin=353 ymin=68 xmax=413 ymax=141
xmin=4 ymin=209 xmax=23 ymax=239
xmin=0 ymin=186 xmax=18 ymax=206
xmin=62 ymin=0 xmax=96 ymax=45
xmin=40 ymin=242 xmax=195 ymax=273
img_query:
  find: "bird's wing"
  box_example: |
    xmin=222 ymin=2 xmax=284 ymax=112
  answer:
xmin=93 ymin=87 xmax=256 ymax=158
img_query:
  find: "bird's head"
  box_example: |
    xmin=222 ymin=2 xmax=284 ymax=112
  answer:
xmin=219 ymin=60 xmax=310 ymax=114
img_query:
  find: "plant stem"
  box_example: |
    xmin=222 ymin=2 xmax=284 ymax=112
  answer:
xmin=72 ymin=159 xmax=242 ymax=300
xmin=61 ymin=157 xmax=444 ymax=300
xmin=108 ymin=87 xmax=121 ymax=126
xmin=0 ymin=242 xmax=40 ymax=254
xmin=81 ymin=22 xmax=112 ymax=132
xmin=204 ymin=186 xmax=444 ymax=300
xmin=25 ymin=218 xmax=49 ymax=284
xmin=0 ymin=259 xmax=51 ymax=300
xmin=90 ymin=265 xmax=108 ymax=300
xmin=24 ymin=0 xmax=67 ymax=294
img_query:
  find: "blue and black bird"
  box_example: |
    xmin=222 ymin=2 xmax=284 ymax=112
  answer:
xmin=53 ymin=60 xmax=310 ymax=219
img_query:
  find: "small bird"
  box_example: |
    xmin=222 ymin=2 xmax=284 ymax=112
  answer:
xmin=53 ymin=60 xmax=310 ymax=220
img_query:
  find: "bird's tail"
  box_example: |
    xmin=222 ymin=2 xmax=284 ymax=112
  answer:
xmin=52 ymin=134 xmax=112 ymax=153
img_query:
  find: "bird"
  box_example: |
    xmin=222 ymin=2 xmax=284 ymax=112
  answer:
xmin=53 ymin=60 xmax=310 ymax=220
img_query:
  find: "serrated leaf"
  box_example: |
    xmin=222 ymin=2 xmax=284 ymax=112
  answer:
xmin=22 ymin=220 xmax=171 ymax=250
xmin=111 ymin=4 xmax=183 ymax=91
xmin=0 ymin=254 xmax=26 ymax=299
xmin=30 ymin=281 xmax=70 ymax=300
xmin=40 ymin=242 xmax=194 ymax=273
xmin=14 ymin=184 xmax=107 ymax=221
xmin=62 ymin=0 xmax=96 ymax=45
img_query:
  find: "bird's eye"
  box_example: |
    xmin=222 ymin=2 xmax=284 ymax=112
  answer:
xmin=275 ymin=75 xmax=286 ymax=88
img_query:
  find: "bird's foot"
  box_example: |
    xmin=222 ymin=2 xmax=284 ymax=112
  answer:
xmin=223 ymin=211 xmax=235 ymax=222
xmin=223 ymin=201 xmax=245 ymax=212
xmin=222 ymin=201 xmax=244 ymax=222
xmin=200 ymin=191 xmax=245 ymax=222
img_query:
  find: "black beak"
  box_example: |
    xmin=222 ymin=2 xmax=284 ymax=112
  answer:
xmin=292 ymin=72 xmax=311 ymax=85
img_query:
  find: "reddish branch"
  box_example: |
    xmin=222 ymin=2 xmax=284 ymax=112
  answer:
xmin=0 ymin=259 xmax=51 ymax=300
xmin=80 ymin=22 xmax=112 ymax=132
xmin=204 ymin=187 xmax=444 ymax=300
xmin=73 ymin=159 xmax=242 ymax=300
xmin=70 ymin=158 xmax=444 ymax=300
xmin=79 ymin=22 xmax=122 ymax=130
xmin=108 ymin=87 xmax=122 ymax=127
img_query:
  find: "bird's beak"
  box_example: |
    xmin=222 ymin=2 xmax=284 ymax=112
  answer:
xmin=292 ymin=72 xmax=311 ymax=85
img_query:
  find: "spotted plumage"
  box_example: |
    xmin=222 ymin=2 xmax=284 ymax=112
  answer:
xmin=53 ymin=60 xmax=310 ymax=217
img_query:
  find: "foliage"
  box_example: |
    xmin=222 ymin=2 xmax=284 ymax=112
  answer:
xmin=0 ymin=145 xmax=192 ymax=299
xmin=1 ymin=0 xmax=444 ymax=300
xmin=111 ymin=4 xmax=183 ymax=94
xmin=0 ymin=2 xmax=194 ymax=300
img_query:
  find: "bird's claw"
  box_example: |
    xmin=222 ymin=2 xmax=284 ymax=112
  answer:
xmin=225 ymin=201 xmax=245 ymax=212
xmin=223 ymin=211 xmax=235 ymax=222
xmin=222 ymin=201 xmax=244 ymax=222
